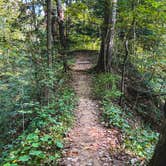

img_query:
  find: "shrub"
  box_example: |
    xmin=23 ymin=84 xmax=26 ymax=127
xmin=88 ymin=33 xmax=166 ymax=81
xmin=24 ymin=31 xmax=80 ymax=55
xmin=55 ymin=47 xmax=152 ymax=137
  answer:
xmin=93 ymin=73 xmax=121 ymax=100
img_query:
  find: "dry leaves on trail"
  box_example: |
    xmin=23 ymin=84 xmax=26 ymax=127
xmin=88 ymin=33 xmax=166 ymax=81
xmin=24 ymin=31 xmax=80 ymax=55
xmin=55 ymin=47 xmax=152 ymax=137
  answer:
xmin=59 ymin=53 xmax=131 ymax=166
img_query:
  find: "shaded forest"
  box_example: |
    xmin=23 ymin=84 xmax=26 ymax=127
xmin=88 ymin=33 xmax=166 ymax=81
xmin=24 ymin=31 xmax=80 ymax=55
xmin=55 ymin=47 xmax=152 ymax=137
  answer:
xmin=0 ymin=0 xmax=165 ymax=165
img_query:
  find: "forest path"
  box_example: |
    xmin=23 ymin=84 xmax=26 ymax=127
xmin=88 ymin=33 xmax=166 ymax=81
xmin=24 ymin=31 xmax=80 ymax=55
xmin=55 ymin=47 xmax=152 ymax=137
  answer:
xmin=59 ymin=53 xmax=124 ymax=166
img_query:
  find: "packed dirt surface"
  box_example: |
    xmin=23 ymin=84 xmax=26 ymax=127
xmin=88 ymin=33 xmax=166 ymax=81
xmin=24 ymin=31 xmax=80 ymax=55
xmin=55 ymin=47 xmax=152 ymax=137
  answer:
xmin=59 ymin=53 xmax=129 ymax=166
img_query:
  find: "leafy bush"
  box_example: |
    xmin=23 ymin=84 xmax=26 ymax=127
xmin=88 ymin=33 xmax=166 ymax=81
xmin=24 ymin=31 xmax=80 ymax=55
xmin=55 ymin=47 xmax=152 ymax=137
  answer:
xmin=93 ymin=73 xmax=121 ymax=100
xmin=93 ymin=71 xmax=159 ymax=161
xmin=1 ymin=88 xmax=76 ymax=165
xmin=102 ymin=101 xmax=130 ymax=130
xmin=69 ymin=34 xmax=100 ymax=51
xmin=101 ymin=100 xmax=159 ymax=161
xmin=125 ymin=127 xmax=159 ymax=159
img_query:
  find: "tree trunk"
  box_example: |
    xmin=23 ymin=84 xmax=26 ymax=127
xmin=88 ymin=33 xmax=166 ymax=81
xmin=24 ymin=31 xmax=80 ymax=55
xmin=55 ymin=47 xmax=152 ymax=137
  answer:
xmin=96 ymin=0 xmax=118 ymax=72
xmin=52 ymin=11 xmax=57 ymax=45
xmin=96 ymin=0 xmax=112 ymax=72
xmin=47 ymin=0 xmax=52 ymax=67
xmin=56 ymin=0 xmax=67 ymax=71
xmin=45 ymin=0 xmax=52 ymax=104
xmin=106 ymin=0 xmax=117 ymax=71
xmin=149 ymin=120 xmax=166 ymax=166
xmin=56 ymin=0 xmax=66 ymax=48
xmin=119 ymin=40 xmax=128 ymax=105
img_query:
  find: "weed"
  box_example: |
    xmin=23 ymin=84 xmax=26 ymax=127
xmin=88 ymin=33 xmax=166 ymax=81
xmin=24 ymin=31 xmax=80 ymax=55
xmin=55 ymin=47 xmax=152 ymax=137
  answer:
xmin=93 ymin=73 xmax=159 ymax=163
xmin=2 ymin=88 xmax=76 ymax=165
xmin=93 ymin=73 xmax=121 ymax=100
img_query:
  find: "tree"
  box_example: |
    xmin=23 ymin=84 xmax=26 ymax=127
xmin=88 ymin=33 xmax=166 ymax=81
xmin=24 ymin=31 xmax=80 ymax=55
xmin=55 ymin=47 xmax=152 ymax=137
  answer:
xmin=47 ymin=0 xmax=52 ymax=68
xmin=149 ymin=119 xmax=166 ymax=166
xmin=56 ymin=0 xmax=66 ymax=48
xmin=106 ymin=0 xmax=117 ymax=71
xmin=56 ymin=0 xmax=67 ymax=71
xmin=97 ymin=0 xmax=118 ymax=72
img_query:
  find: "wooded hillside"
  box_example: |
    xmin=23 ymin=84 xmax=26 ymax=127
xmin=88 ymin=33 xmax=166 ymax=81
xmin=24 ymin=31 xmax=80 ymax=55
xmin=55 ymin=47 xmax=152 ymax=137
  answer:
xmin=0 ymin=0 xmax=165 ymax=165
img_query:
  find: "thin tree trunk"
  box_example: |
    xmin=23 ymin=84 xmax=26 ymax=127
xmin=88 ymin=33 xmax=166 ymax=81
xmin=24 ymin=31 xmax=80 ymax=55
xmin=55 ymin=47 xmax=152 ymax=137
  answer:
xmin=56 ymin=0 xmax=67 ymax=72
xmin=119 ymin=40 xmax=128 ymax=105
xmin=96 ymin=0 xmax=118 ymax=72
xmin=47 ymin=0 xmax=52 ymax=67
xmin=56 ymin=0 xmax=66 ymax=48
xmin=96 ymin=0 xmax=112 ymax=72
xmin=52 ymin=11 xmax=57 ymax=45
xmin=45 ymin=0 xmax=52 ymax=104
xmin=106 ymin=0 xmax=118 ymax=71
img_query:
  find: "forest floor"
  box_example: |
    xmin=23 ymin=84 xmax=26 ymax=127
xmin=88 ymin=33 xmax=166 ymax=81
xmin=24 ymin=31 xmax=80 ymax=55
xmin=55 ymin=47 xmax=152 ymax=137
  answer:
xmin=59 ymin=53 xmax=130 ymax=166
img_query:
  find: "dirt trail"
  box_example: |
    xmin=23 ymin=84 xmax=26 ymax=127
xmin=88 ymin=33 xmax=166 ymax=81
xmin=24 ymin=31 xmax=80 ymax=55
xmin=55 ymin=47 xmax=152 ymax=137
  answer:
xmin=59 ymin=53 xmax=126 ymax=166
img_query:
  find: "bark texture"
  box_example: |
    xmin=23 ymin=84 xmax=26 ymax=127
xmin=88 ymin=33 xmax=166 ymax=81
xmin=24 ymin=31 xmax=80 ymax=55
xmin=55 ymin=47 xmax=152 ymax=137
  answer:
xmin=56 ymin=0 xmax=67 ymax=72
xmin=45 ymin=0 xmax=52 ymax=104
xmin=56 ymin=0 xmax=66 ymax=48
xmin=97 ymin=0 xmax=117 ymax=72
xmin=47 ymin=0 xmax=52 ymax=67
xmin=107 ymin=0 xmax=117 ymax=71
xmin=149 ymin=120 xmax=166 ymax=166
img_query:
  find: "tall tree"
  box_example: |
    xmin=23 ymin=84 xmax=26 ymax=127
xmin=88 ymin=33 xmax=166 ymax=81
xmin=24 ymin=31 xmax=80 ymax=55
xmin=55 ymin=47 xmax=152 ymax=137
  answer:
xmin=149 ymin=123 xmax=166 ymax=166
xmin=56 ymin=0 xmax=66 ymax=48
xmin=149 ymin=103 xmax=166 ymax=166
xmin=106 ymin=0 xmax=117 ymax=71
xmin=45 ymin=0 xmax=52 ymax=104
xmin=56 ymin=0 xmax=67 ymax=71
xmin=97 ymin=0 xmax=118 ymax=72
xmin=47 ymin=0 xmax=52 ymax=68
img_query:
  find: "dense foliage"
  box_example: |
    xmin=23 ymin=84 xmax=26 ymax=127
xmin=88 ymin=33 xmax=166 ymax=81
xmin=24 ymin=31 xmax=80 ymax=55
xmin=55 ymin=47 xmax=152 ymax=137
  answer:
xmin=93 ymin=73 xmax=159 ymax=164
xmin=0 ymin=0 xmax=165 ymax=165
xmin=0 ymin=0 xmax=75 ymax=163
xmin=2 ymin=86 xmax=76 ymax=165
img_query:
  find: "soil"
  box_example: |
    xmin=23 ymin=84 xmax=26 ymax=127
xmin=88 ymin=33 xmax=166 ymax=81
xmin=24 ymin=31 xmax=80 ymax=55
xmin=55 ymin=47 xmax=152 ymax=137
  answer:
xmin=59 ymin=53 xmax=130 ymax=166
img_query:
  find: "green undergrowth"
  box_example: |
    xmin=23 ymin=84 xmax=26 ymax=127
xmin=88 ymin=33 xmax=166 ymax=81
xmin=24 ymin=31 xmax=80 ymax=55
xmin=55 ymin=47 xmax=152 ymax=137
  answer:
xmin=93 ymin=73 xmax=159 ymax=163
xmin=1 ymin=87 xmax=76 ymax=165
xmin=69 ymin=34 xmax=100 ymax=51
xmin=93 ymin=73 xmax=121 ymax=100
xmin=103 ymin=101 xmax=159 ymax=160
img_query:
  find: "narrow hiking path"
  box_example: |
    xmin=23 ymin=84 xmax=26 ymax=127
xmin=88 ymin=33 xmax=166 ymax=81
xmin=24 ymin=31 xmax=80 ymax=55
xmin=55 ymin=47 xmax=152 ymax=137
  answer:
xmin=59 ymin=53 xmax=128 ymax=166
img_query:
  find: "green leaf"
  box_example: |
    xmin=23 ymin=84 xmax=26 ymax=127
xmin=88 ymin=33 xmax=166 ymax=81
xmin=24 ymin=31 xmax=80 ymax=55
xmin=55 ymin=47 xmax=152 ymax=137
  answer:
xmin=31 ymin=143 xmax=40 ymax=148
xmin=3 ymin=163 xmax=11 ymax=166
xmin=18 ymin=155 xmax=31 ymax=162
xmin=29 ymin=150 xmax=42 ymax=156
xmin=49 ymin=155 xmax=56 ymax=161
xmin=56 ymin=141 xmax=63 ymax=149
xmin=29 ymin=150 xmax=45 ymax=158
xmin=3 ymin=164 xmax=18 ymax=166
xmin=40 ymin=135 xmax=52 ymax=142
xmin=27 ymin=133 xmax=39 ymax=141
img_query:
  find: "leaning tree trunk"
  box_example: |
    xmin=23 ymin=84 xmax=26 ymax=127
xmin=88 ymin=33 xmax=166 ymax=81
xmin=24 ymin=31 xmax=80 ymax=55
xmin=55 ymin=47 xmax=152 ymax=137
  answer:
xmin=96 ymin=0 xmax=118 ymax=72
xmin=149 ymin=103 xmax=166 ymax=166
